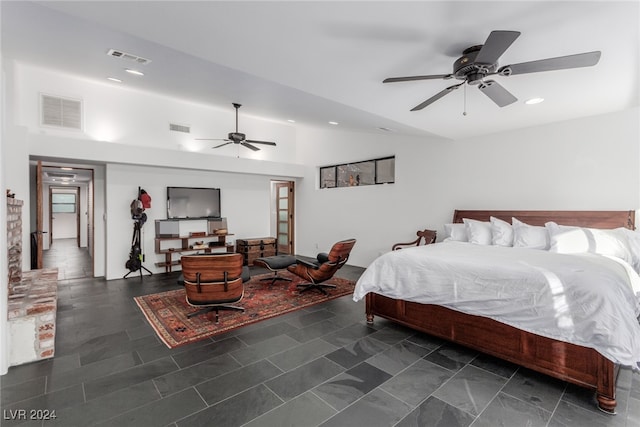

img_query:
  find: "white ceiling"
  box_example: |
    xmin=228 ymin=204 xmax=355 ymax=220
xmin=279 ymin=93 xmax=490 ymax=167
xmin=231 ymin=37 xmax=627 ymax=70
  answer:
xmin=2 ymin=1 xmax=638 ymax=141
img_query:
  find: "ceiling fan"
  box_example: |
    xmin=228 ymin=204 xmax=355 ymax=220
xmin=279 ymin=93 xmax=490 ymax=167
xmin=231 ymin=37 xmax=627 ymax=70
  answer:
xmin=383 ymin=30 xmax=601 ymax=111
xmin=196 ymin=103 xmax=276 ymax=151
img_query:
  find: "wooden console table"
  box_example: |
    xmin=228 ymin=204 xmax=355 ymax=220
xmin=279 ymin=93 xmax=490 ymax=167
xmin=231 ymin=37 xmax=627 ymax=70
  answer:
xmin=155 ymin=233 xmax=234 ymax=272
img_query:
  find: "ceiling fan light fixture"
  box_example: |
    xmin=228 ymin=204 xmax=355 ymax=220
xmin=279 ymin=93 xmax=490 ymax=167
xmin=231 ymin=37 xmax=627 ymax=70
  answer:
xmin=525 ymin=97 xmax=544 ymax=105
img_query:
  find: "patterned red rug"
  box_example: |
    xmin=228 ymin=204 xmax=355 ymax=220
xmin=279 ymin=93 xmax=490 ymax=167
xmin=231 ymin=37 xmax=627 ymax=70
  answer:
xmin=134 ymin=271 xmax=356 ymax=348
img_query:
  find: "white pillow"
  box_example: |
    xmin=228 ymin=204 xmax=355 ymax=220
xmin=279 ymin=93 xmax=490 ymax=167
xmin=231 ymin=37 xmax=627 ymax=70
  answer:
xmin=547 ymin=221 xmax=633 ymax=264
xmin=463 ymin=218 xmax=492 ymax=245
xmin=622 ymin=228 xmax=640 ymax=274
xmin=490 ymin=216 xmax=513 ymax=246
xmin=512 ymin=217 xmax=549 ymax=249
xmin=443 ymin=223 xmax=468 ymax=242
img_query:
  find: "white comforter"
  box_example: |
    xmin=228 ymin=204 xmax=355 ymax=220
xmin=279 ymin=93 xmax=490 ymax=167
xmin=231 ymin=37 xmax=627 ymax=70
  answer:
xmin=353 ymin=242 xmax=640 ymax=369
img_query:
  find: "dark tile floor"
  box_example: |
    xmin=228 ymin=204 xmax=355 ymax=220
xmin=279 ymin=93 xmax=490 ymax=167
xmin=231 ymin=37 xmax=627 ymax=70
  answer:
xmin=2 ymin=244 xmax=640 ymax=426
xmin=42 ymin=238 xmax=93 ymax=280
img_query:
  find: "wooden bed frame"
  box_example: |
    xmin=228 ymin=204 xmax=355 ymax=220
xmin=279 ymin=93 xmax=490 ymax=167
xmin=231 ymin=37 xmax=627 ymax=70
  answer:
xmin=365 ymin=210 xmax=635 ymax=414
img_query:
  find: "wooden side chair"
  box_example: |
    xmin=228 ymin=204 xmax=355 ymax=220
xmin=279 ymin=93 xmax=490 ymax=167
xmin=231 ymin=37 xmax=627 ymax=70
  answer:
xmin=392 ymin=229 xmax=437 ymax=251
xmin=287 ymin=239 xmax=356 ymax=295
xmin=181 ymin=253 xmax=245 ymax=323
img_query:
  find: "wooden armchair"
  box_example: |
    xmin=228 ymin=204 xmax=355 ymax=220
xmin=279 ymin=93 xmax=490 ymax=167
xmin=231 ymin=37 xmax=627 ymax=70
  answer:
xmin=392 ymin=229 xmax=437 ymax=251
xmin=181 ymin=253 xmax=245 ymax=323
xmin=287 ymin=239 xmax=356 ymax=295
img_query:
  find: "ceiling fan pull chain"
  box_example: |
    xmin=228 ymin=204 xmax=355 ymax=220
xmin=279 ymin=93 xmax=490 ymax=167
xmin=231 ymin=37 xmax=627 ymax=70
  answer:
xmin=463 ymin=84 xmax=468 ymax=116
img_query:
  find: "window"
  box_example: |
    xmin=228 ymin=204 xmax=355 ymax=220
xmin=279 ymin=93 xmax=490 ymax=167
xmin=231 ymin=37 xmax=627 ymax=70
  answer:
xmin=52 ymin=193 xmax=76 ymax=213
xmin=319 ymin=156 xmax=395 ymax=188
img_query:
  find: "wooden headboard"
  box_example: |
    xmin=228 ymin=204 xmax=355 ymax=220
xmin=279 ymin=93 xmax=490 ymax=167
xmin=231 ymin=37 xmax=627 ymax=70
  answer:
xmin=453 ymin=210 xmax=635 ymax=230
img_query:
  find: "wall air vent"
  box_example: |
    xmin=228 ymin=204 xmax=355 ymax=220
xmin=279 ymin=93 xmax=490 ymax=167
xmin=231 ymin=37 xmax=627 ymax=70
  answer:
xmin=40 ymin=94 xmax=82 ymax=130
xmin=107 ymin=49 xmax=152 ymax=65
xmin=169 ymin=123 xmax=191 ymax=133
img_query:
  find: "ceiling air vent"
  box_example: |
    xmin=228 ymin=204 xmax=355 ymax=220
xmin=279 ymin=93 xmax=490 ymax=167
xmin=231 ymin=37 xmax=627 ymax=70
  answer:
xmin=107 ymin=49 xmax=152 ymax=65
xmin=45 ymin=172 xmax=77 ymax=180
xmin=169 ymin=123 xmax=191 ymax=134
xmin=40 ymin=94 xmax=82 ymax=130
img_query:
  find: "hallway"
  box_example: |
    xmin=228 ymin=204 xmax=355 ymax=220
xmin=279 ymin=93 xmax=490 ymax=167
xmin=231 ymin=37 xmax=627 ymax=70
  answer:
xmin=43 ymin=238 xmax=93 ymax=280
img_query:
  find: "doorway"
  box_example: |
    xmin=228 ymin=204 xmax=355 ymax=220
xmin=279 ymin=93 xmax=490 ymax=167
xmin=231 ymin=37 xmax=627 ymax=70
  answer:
xmin=32 ymin=161 xmax=95 ymax=278
xmin=271 ymin=180 xmax=295 ymax=255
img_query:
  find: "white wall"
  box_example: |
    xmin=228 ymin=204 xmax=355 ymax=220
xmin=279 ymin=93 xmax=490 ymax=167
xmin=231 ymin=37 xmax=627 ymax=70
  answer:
xmin=15 ymin=64 xmax=297 ymax=164
xmin=295 ymin=108 xmax=640 ymax=267
xmin=105 ymin=163 xmax=288 ymax=280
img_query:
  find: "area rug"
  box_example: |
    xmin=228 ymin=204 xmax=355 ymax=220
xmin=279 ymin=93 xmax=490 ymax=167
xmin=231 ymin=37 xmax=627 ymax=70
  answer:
xmin=134 ymin=271 xmax=356 ymax=348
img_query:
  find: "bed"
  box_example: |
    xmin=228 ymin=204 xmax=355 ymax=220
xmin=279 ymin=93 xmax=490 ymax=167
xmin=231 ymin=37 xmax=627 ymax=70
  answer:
xmin=356 ymin=210 xmax=638 ymax=414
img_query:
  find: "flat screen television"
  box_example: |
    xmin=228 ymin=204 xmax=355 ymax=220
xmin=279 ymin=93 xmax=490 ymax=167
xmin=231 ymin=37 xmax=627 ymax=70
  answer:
xmin=167 ymin=187 xmax=221 ymax=219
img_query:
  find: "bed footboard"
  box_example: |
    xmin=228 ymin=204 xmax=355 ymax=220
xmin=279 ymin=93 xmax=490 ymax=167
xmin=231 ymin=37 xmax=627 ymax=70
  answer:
xmin=366 ymin=292 xmax=617 ymax=413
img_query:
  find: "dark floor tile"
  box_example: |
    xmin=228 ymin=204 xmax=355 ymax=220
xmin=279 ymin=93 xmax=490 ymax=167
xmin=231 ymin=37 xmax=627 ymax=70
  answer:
xmin=469 ymin=352 xmax=519 ymax=379
xmin=548 ymin=400 xmax=624 ymax=427
xmin=501 ymin=367 xmax=566 ymax=412
xmin=50 ymin=380 xmax=160 ymax=427
xmin=367 ymin=324 xmax=416 ymax=345
xmin=83 ymin=357 xmax=178 ymax=401
xmin=319 ymin=388 xmax=412 ymax=427
xmin=283 ymin=308 xmax=337 ymax=328
xmin=1 ymin=384 xmax=85 ymax=420
xmin=231 ymin=334 xmax=301 ymax=366
xmin=321 ymin=323 xmax=378 ymax=348
xmin=381 ymin=359 xmax=454 ymax=407
xmin=267 ymin=338 xmax=338 ymax=372
xmin=153 ymin=353 xmax=241 ymax=397
xmin=395 ymin=395 xmax=475 ymax=427
xmin=472 ymin=392 xmax=551 ymax=427
xmin=265 ymin=357 xmax=344 ymax=402
xmin=177 ymin=384 xmax=282 ymax=427
xmin=424 ymin=343 xmax=477 ymax=372
xmin=234 ymin=320 xmax=299 ymax=346
xmin=432 ymin=364 xmax=506 ymax=416
xmin=78 ymin=335 xmax=159 ymax=366
xmin=242 ymin=391 xmax=336 ymax=427
xmin=196 ymin=359 xmax=283 ymax=405
xmin=1 ymin=354 xmax=79 ymax=388
xmin=1 ymin=376 xmax=46 ymax=406
xmin=313 ymin=362 xmax=392 ymax=411
xmin=286 ymin=319 xmax=343 ymax=343
xmin=47 ymin=351 xmax=143 ymax=392
xmin=324 ymin=335 xmax=389 ymax=369
xmin=367 ymin=340 xmax=431 ymax=375
xmin=170 ymin=336 xmax=245 ymax=368
xmin=99 ymin=387 xmax=206 ymax=427
xmin=405 ymin=332 xmax=446 ymax=352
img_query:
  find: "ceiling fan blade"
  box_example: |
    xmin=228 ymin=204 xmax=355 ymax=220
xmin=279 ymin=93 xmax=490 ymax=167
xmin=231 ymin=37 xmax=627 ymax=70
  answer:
xmin=195 ymin=138 xmax=230 ymax=141
xmin=212 ymin=141 xmax=233 ymax=149
xmin=383 ymin=74 xmax=453 ymax=83
xmin=499 ymin=51 xmax=601 ymax=75
xmin=410 ymin=82 xmax=464 ymax=111
xmin=241 ymin=142 xmax=261 ymax=151
xmin=478 ymin=80 xmax=517 ymax=107
xmin=246 ymin=139 xmax=276 ymax=146
xmin=474 ymin=30 xmax=521 ymax=64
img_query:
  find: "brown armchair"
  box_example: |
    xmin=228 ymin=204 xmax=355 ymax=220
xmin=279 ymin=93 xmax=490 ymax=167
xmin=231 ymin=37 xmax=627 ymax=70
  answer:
xmin=287 ymin=239 xmax=356 ymax=295
xmin=392 ymin=229 xmax=437 ymax=251
xmin=181 ymin=253 xmax=245 ymax=323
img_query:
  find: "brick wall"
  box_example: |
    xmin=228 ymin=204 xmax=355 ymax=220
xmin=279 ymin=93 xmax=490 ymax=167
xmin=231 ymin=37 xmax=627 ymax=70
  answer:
xmin=7 ymin=197 xmax=23 ymax=289
xmin=6 ymin=198 xmax=58 ymax=365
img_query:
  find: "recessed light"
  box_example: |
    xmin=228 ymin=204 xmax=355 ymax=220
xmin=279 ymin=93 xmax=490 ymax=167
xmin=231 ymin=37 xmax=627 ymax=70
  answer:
xmin=107 ymin=77 xmax=122 ymax=83
xmin=125 ymin=69 xmax=144 ymax=76
xmin=328 ymin=121 xmax=339 ymax=125
xmin=60 ymin=167 xmax=73 ymax=170
xmin=525 ymin=97 xmax=544 ymax=105
xmin=287 ymin=119 xmax=296 ymax=123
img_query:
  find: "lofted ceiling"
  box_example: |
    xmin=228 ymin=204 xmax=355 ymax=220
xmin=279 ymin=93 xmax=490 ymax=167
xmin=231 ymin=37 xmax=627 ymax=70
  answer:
xmin=2 ymin=1 xmax=638 ymax=141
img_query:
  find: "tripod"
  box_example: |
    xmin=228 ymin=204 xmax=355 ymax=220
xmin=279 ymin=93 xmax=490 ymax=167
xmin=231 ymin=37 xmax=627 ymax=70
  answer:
xmin=124 ymin=219 xmax=152 ymax=280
